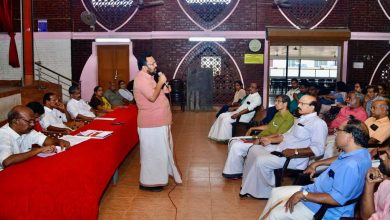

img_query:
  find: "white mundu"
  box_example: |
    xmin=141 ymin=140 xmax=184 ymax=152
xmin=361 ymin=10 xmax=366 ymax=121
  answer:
xmin=66 ymin=98 xmax=95 ymax=119
xmin=208 ymin=92 xmax=261 ymax=141
xmin=222 ymin=137 xmax=254 ymax=177
xmin=138 ymin=126 xmax=182 ymax=185
xmin=0 ymin=124 xmax=47 ymax=171
xmin=240 ymin=112 xmax=327 ymax=198
xmin=40 ymin=106 xmax=69 ymax=130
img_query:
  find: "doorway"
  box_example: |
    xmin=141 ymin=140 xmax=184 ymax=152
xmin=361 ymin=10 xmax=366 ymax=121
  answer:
xmin=97 ymin=45 xmax=129 ymax=91
xmin=268 ymin=45 xmax=341 ymax=105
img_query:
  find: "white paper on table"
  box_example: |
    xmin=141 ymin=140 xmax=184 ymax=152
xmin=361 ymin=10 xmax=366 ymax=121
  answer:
xmin=94 ymin=117 xmax=116 ymax=121
xmin=37 ymin=146 xmax=64 ymax=158
xmin=60 ymin=135 xmax=91 ymax=146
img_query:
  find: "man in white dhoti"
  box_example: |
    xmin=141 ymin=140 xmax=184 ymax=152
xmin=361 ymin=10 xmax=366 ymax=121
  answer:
xmin=134 ymin=53 xmax=182 ymax=192
xmin=208 ymin=83 xmax=261 ymax=142
xmin=222 ymin=94 xmax=294 ymax=179
xmin=239 ymin=95 xmax=327 ymax=199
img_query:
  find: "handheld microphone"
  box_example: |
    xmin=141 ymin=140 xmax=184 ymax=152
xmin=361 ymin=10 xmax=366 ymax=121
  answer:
xmin=157 ymin=72 xmax=169 ymax=88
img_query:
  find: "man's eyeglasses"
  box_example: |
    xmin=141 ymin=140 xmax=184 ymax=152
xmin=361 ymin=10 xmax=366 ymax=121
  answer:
xmin=334 ymin=127 xmax=348 ymax=134
xmin=146 ymin=62 xmax=157 ymax=66
xmin=298 ymin=102 xmax=311 ymax=106
xmin=18 ymin=118 xmax=35 ymax=125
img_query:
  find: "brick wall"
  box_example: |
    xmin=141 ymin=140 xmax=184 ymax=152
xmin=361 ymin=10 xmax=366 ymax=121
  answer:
xmin=347 ymin=40 xmax=390 ymax=84
xmin=3 ymin=0 xmax=390 ymax=101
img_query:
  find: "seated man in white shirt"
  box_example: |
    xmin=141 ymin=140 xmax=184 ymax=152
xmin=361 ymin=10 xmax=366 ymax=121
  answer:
xmin=0 ymin=106 xmax=70 ymax=171
xmin=239 ymin=95 xmax=328 ymax=199
xmin=41 ymin=92 xmax=72 ymax=134
xmin=66 ymin=85 xmax=95 ymax=121
xmin=208 ymin=83 xmax=262 ymax=142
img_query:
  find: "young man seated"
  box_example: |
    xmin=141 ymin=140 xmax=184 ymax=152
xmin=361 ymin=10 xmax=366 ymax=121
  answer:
xmin=222 ymin=94 xmax=294 ymax=179
xmin=0 ymin=106 xmax=70 ymax=171
xmin=41 ymin=92 xmax=72 ymax=134
xmin=208 ymin=82 xmax=261 ymax=142
xmin=259 ymin=119 xmax=371 ymax=220
xmin=361 ymin=144 xmax=390 ymax=220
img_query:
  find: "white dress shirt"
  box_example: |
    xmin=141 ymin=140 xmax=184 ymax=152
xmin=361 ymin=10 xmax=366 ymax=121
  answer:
xmin=0 ymin=124 xmax=47 ymax=171
xmin=66 ymin=98 xmax=95 ymax=119
xmin=236 ymin=92 xmax=262 ymax=122
xmin=40 ymin=106 xmax=69 ymax=130
xmin=286 ymin=88 xmax=300 ymax=101
xmin=118 ymin=88 xmax=134 ymax=102
xmin=267 ymin=112 xmax=328 ymax=169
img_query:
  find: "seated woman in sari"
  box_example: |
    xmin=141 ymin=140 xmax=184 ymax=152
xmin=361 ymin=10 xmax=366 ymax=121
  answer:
xmin=90 ymin=86 xmax=113 ymax=115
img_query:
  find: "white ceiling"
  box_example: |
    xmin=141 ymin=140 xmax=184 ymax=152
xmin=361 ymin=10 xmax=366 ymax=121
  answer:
xmin=270 ymin=46 xmax=339 ymax=60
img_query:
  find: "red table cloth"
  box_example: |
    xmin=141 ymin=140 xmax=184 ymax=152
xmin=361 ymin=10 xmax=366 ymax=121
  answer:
xmin=0 ymin=105 xmax=139 ymax=220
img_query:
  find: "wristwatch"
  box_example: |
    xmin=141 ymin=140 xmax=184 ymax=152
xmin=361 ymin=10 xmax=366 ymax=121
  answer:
xmin=302 ymin=190 xmax=308 ymax=200
xmin=294 ymin=149 xmax=299 ymax=155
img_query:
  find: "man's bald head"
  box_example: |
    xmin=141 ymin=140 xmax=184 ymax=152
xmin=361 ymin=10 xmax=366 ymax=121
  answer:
xmin=297 ymin=95 xmax=320 ymax=115
xmin=8 ymin=106 xmax=35 ymax=134
xmin=371 ymin=99 xmax=389 ymax=119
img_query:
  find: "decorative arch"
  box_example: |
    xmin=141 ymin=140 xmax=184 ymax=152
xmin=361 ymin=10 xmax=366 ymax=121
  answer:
xmin=277 ymin=0 xmax=339 ymax=29
xmin=378 ymin=0 xmax=390 ymax=21
xmin=81 ymin=0 xmax=138 ymax=31
xmin=177 ymin=0 xmax=240 ymax=30
xmin=370 ymin=50 xmax=390 ymax=86
xmin=174 ymin=42 xmax=243 ymax=104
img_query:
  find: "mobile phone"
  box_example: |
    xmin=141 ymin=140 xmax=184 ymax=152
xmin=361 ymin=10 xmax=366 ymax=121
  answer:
xmin=270 ymin=151 xmax=284 ymax=157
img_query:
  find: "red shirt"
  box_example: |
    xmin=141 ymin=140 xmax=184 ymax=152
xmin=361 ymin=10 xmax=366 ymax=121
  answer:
xmin=330 ymin=106 xmax=368 ymax=129
xmin=134 ymin=71 xmax=172 ymax=128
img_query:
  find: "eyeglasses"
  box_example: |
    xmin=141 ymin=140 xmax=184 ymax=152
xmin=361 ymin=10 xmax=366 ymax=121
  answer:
xmin=298 ymin=102 xmax=311 ymax=106
xmin=18 ymin=118 xmax=35 ymax=125
xmin=146 ymin=61 xmax=157 ymax=66
xmin=334 ymin=128 xmax=348 ymax=134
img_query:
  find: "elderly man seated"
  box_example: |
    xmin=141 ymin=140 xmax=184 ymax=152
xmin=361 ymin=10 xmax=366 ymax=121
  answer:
xmin=366 ymin=99 xmax=390 ymax=146
xmin=329 ymin=91 xmax=367 ymax=132
xmin=0 ymin=106 xmax=70 ymax=171
xmin=361 ymin=144 xmax=390 ymax=220
xmin=41 ymin=92 xmax=72 ymax=134
xmin=104 ymin=81 xmax=129 ymax=107
xmin=259 ymin=119 xmax=371 ymax=220
xmin=222 ymin=94 xmax=294 ymax=179
xmin=66 ymin=85 xmax=95 ymax=121
xmin=239 ymin=95 xmax=327 ymax=199
xmin=208 ymin=82 xmax=261 ymax=142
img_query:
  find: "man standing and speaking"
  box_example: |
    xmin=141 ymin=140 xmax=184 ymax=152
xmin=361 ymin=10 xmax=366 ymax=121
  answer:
xmin=134 ymin=53 xmax=182 ymax=192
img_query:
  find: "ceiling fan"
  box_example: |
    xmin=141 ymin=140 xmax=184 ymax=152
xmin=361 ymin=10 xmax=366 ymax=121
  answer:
xmin=135 ymin=0 xmax=165 ymax=9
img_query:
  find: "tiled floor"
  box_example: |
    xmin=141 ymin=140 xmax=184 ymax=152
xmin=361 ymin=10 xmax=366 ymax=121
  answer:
xmin=99 ymin=111 xmax=266 ymax=220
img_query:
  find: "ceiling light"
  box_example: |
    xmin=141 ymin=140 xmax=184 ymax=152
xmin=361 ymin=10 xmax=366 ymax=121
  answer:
xmin=95 ymin=38 xmax=130 ymax=43
xmin=189 ymin=37 xmax=226 ymax=42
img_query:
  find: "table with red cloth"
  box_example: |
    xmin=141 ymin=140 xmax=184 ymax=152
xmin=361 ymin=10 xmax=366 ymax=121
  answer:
xmin=0 ymin=106 xmax=139 ymax=220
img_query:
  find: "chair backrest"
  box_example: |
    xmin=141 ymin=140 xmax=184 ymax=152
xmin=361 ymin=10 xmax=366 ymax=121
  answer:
xmin=252 ymin=106 xmax=267 ymax=125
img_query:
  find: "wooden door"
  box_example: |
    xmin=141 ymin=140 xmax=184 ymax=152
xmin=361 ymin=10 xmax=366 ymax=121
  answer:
xmin=97 ymin=45 xmax=129 ymax=91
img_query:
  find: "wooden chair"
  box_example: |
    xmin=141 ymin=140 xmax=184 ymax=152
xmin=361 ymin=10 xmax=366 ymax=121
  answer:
xmin=273 ymin=156 xmax=306 ymax=187
xmin=231 ymin=106 xmax=267 ymax=137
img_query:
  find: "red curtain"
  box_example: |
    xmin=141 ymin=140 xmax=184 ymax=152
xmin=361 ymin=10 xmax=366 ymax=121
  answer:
xmin=0 ymin=0 xmax=20 ymax=68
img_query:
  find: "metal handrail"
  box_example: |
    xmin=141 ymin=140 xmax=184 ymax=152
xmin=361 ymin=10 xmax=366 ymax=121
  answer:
xmin=34 ymin=62 xmax=80 ymax=100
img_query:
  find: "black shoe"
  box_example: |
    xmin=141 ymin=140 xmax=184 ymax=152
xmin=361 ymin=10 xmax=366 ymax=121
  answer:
xmin=139 ymin=185 xmax=164 ymax=192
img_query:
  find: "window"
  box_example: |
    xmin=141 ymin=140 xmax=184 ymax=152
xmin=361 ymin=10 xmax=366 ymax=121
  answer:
xmin=186 ymin=0 xmax=231 ymax=4
xmin=201 ymin=56 xmax=221 ymax=76
xmin=92 ymin=0 xmax=133 ymax=8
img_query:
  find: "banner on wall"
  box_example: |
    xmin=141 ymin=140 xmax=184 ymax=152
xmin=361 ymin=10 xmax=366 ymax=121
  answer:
xmin=244 ymin=54 xmax=263 ymax=64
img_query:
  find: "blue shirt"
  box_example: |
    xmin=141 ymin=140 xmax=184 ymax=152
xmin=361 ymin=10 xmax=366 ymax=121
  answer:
xmin=302 ymin=148 xmax=371 ymax=219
